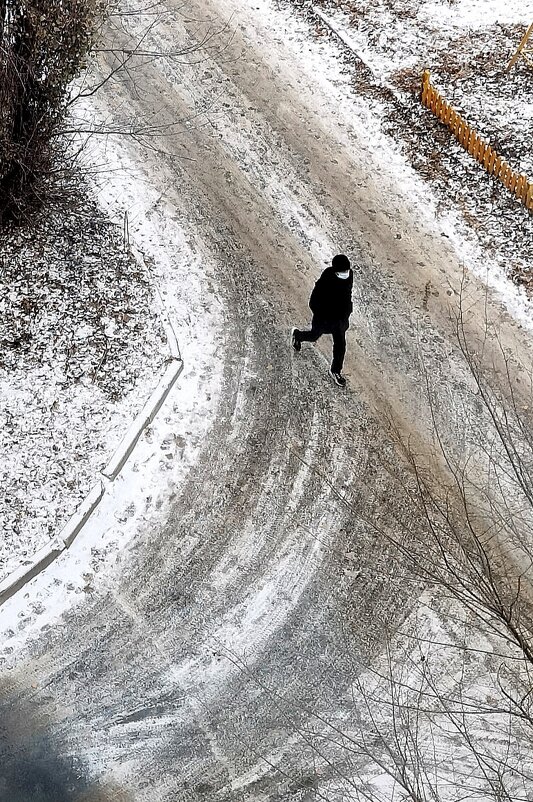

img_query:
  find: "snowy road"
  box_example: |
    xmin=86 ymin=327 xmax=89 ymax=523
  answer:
xmin=1 ymin=0 xmax=533 ymax=799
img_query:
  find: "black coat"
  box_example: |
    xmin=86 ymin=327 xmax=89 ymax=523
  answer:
xmin=309 ymin=266 xmax=353 ymax=321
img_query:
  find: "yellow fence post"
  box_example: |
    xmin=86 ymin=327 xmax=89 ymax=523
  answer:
xmin=421 ymin=70 xmax=431 ymax=104
xmin=506 ymin=22 xmax=533 ymax=72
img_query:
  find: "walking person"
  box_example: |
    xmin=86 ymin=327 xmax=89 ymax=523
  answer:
xmin=292 ymin=254 xmax=353 ymax=387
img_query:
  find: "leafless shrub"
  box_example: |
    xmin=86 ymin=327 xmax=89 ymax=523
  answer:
xmin=0 ymin=0 xmax=107 ymax=224
xmin=0 ymin=1 xmax=232 ymax=225
xmin=345 ymin=299 xmax=533 ymax=799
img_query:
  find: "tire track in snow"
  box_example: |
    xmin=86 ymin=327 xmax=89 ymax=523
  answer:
xmin=0 ymin=2 xmax=447 ymax=798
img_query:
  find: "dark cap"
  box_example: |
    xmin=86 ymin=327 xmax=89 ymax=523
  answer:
xmin=332 ymin=254 xmax=350 ymax=271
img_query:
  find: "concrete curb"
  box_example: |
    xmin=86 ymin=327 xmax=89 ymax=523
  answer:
xmin=0 ymin=474 xmax=106 ymax=609
xmin=0 ymin=538 xmax=65 ymax=606
xmin=163 ymin=316 xmax=181 ymax=360
xmin=311 ymin=6 xmax=404 ymax=102
xmin=102 ymin=359 xmax=183 ymax=480
xmin=131 ymin=245 xmax=181 ymax=361
xmin=0 ymin=251 xmax=184 ymax=608
xmin=59 ymin=482 xmax=105 ymax=548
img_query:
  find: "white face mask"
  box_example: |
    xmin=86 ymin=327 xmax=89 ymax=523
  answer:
xmin=335 ymin=270 xmax=350 ymax=279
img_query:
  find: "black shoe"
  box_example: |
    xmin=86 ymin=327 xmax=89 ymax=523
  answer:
xmin=329 ymin=370 xmax=346 ymax=387
xmin=291 ymin=328 xmax=301 ymax=352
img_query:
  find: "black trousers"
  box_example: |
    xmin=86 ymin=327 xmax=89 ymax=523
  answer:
xmin=295 ymin=316 xmax=349 ymax=373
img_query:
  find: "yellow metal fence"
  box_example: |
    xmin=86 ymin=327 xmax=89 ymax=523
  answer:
xmin=421 ymin=70 xmax=533 ymax=213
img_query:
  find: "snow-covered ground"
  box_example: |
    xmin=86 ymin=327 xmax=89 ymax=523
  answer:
xmin=1 ymin=0 xmax=531 ymax=614
xmin=0 ymin=192 xmax=168 ymax=581
xmin=290 ymin=0 xmax=533 ymax=291
xmin=340 ymin=591 xmax=533 ymax=800
xmin=0 ymin=0 xmax=532 ymax=799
